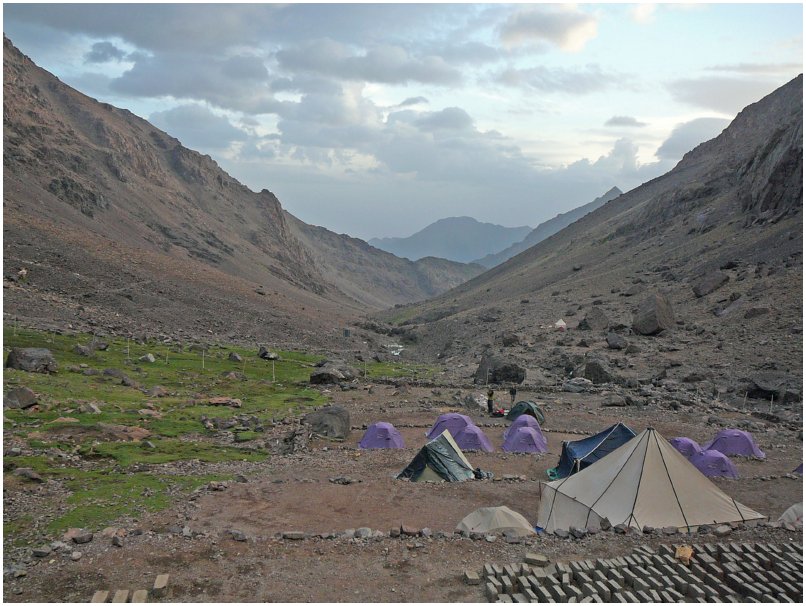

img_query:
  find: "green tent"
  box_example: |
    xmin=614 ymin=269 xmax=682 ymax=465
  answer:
xmin=397 ymin=430 xmax=475 ymax=482
xmin=506 ymin=401 xmax=545 ymax=424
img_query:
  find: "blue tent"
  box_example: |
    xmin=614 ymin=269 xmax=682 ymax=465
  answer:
xmin=547 ymin=422 xmax=636 ymax=480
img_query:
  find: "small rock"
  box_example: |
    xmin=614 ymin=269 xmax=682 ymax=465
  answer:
xmin=714 ymin=525 xmax=731 ymax=537
xmin=112 ymin=536 xmax=124 ymax=548
xmin=32 ymin=546 xmax=51 ymax=558
xmin=420 ymin=528 xmax=432 ymax=538
xmin=485 ymin=535 xmax=496 ymax=543
xmin=228 ymin=352 xmax=243 ymax=362
xmin=282 ymin=531 xmax=306 ymax=540
xmin=230 ymin=530 xmax=247 ymax=542
xmin=12 ymin=468 xmax=44 ymax=483
xmin=139 ymin=353 xmax=156 ymax=363
xmin=355 ymin=528 xmax=372 ymax=539
xmin=70 ymin=552 xmax=82 ymax=561
xmin=554 ymin=529 xmax=569 ymax=539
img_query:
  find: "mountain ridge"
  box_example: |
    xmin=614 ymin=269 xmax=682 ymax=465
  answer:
xmin=2 ymin=36 xmax=480 ymax=347
xmin=369 ymin=216 xmax=532 ymax=263
xmin=474 ymin=186 xmax=623 ymax=268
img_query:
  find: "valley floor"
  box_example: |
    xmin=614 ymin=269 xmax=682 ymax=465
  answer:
xmin=4 ymin=365 xmax=802 ymax=602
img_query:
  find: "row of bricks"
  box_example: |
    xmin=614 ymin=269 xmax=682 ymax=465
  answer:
xmin=497 ymin=589 xmax=801 ymax=604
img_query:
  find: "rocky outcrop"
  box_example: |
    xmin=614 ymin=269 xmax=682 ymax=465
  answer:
xmin=744 ymin=371 xmax=801 ymax=403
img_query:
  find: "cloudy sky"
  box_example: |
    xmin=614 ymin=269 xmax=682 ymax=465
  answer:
xmin=3 ymin=2 xmax=802 ymax=239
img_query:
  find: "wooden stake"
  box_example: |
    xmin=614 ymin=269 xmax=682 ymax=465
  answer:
xmin=126 ymin=337 xmax=130 ymax=360
xmin=742 ymin=391 xmax=747 ymax=411
xmin=769 ymin=394 xmax=774 ymax=413
xmin=272 ymin=360 xmax=276 ymax=382
xmin=202 ymin=349 xmax=205 ymax=370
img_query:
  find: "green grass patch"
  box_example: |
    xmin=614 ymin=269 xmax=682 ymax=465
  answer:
xmin=82 ymin=439 xmax=267 ymax=467
xmin=6 ymin=455 xmax=229 ymax=535
xmin=3 ymin=326 xmax=329 ymax=442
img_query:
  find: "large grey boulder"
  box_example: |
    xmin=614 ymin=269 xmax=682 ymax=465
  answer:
xmin=303 ymin=405 xmax=351 ymax=440
xmin=575 ymin=357 xmax=617 ymax=385
xmin=632 ymin=293 xmax=675 ymax=335
xmin=4 ymin=386 xmax=37 ymax=409
xmin=692 ymin=271 xmax=729 ymax=297
xmin=309 ymin=360 xmax=358 ymax=384
xmin=577 ymin=308 xmax=610 ymax=332
xmin=745 ymin=371 xmax=801 ymax=403
xmin=473 ymin=352 xmax=525 ymax=384
xmin=606 ymin=332 xmax=627 ymax=350
xmin=6 ymin=348 xmax=58 ymax=373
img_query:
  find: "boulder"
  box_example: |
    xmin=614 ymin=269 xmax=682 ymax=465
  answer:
xmin=606 ymin=332 xmax=627 ymax=350
xmin=13 ymin=468 xmax=44 ymax=483
xmin=745 ymin=371 xmax=801 ymax=403
xmin=310 ymin=360 xmax=358 ymax=384
xmin=500 ymin=333 xmax=521 ymax=347
xmin=228 ymin=352 xmax=243 ymax=363
xmin=258 ymin=346 xmax=280 ymax=361
xmin=303 ymin=406 xmax=351 ymax=440
xmin=601 ymin=394 xmax=627 ymax=407
xmin=4 ymin=386 xmax=37 ymax=409
xmin=6 ymin=348 xmax=58 ymax=373
xmin=744 ymin=307 xmax=770 ymax=319
xmin=473 ymin=352 xmax=525 ymax=384
xmin=73 ymin=345 xmax=92 ymax=357
xmin=563 ymin=377 xmax=594 ymax=393
xmin=139 ymin=353 xmax=156 ymax=363
xmin=575 ymin=357 xmax=616 ymax=384
xmin=310 ymin=367 xmax=345 ymax=384
xmin=577 ymin=308 xmax=610 ymax=332
xmin=632 ymin=293 xmax=675 ymax=335
xmin=692 ymin=270 xmax=729 ymax=297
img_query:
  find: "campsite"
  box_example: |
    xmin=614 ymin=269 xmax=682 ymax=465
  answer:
xmin=4 ymin=342 xmax=802 ymax=602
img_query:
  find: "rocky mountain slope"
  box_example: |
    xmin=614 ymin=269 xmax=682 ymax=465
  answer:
xmin=369 ymin=216 xmax=532 ymax=263
xmin=376 ymin=75 xmax=802 ymax=407
xmin=2 ymin=37 xmax=479 ymax=347
xmin=474 ymin=187 xmax=623 ymax=268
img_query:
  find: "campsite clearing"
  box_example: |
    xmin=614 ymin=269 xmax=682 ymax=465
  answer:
xmin=3 ymin=378 xmax=802 ymax=602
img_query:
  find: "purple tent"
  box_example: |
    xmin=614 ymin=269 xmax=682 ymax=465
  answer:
xmin=690 ymin=449 xmax=740 ymax=479
xmin=669 ymin=437 xmax=702 ymax=458
xmin=704 ymin=429 xmax=766 ymax=459
xmin=454 ymin=425 xmax=494 ymax=452
xmin=794 ymin=463 xmax=803 ymax=475
xmin=426 ymin=413 xmax=474 ymax=439
xmin=503 ymin=415 xmax=542 ymax=442
xmin=359 ymin=422 xmax=405 ymax=449
xmin=502 ymin=427 xmax=548 ymax=453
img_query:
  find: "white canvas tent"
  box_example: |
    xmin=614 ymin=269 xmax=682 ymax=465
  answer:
xmin=456 ymin=506 xmax=535 ymax=537
xmin=537 ymin=427 xmax=765 ymax=532
xmin=778 ymin=503 xmax=802 ymax=526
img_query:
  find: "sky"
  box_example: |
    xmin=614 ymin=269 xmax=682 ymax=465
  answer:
xmin=2 ymin=2 xmax=802 ymax=239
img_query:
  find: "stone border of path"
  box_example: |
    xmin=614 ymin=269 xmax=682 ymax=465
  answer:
xmin=474 ymin=541 xmax=803 ymax=603
xmin=89 ymin=574 xmax=169 ymax=603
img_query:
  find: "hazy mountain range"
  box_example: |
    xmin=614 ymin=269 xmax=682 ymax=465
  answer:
xmin=369 ymin=217 xmax=532 ymax=263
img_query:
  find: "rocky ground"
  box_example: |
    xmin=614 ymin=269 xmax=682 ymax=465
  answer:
xmin=4 ymin=380 xmax=802 ymax=602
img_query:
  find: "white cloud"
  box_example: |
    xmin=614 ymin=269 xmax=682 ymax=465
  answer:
xmin=500 ymin=5 xmax=598 ymax=52
xmin=149 ymin=105 xmax=248 ymax=150
xmin=630 ymin=4 xmax=657 ymax=25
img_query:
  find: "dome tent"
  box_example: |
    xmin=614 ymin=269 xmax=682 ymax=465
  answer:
xmin=690 ymin=450 xmax=739 ymax=479
xmin=503 ymin=414 xmax=542 ymax=441
xmin=506 ymin=400 xmax=545 ymax=424
xmin=547 ymin=422 xmax=636 ymax=480
xmin=502 ymin=427 xmax=548 ymax=453
xmin=425 ymin=413 xmax=474 ymax=440
xmin=359 ymin=422 xmax=405 ymax=449
xmin=669 ymin=437 xmax=703 ymax=458
xmin=704 ymin=428 xmax=765 ymax=459
xmin=453 ymin=425 xmax=494 ymax=452
xmin=778 ymin=503 xmax=803 ymax=526
xmin=537 ymin=428 xmax=764 ymax=533
xmin=456 ymin=506 xmax=535 ymax=537
xmin=397 ymin=430 xmax=474 ymax=483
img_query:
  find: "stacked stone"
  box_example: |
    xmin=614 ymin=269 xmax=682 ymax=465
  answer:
xmin=475 ymin=542 xmax=803 ymax=603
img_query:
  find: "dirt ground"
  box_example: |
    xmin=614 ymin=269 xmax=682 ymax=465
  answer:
xmin=3 ymin=384 xmax=803 ymax=602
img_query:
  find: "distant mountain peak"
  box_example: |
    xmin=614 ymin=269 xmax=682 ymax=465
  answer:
xmin=369 ymin=217 xmax=532 ymax=263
